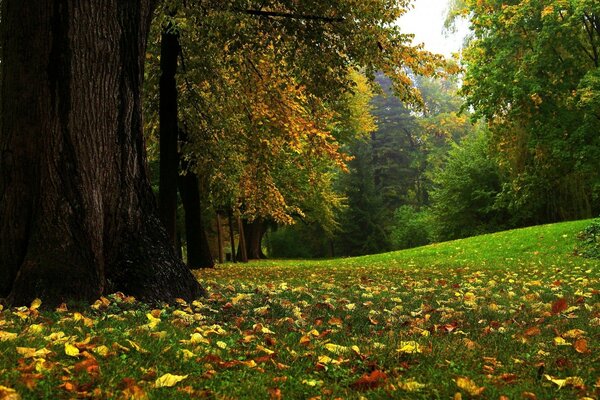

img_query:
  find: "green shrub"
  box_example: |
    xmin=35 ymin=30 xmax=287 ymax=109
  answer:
xmin=575 ymin=218 xmax=600 ymax=259
xmin=429 ymin=129 xmax=508 ymax=241
xmin=389 ymin=205 xmax=431 ymax=249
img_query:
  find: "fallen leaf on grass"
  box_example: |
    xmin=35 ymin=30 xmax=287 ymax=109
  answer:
xmin=0 ymin=385 xmax=20 ymax=400
xmin=155 ymin=373 xmax=188 ymax=388
xmin=350 ymin=370 xmax=387 ymax=390
xmin=562 ymin=329 xmax=585 ymax=339
xmin=455 ymin=376 xmax=485 ymax=396
xmin=65 ymin=343 xmax=80 ymax=357
xmin=544 ymin=374 xmax=585 ymax=389
xmin=16 ymin=347 xmax=51 ymax=359
xmin=397 ymin=379 xmax=426 ymax=391
xmin=573 ymin=339 xmax=588 ymax=353
xmin=551 ymin=298 xmax=568 ymax=314
xmin=397 ymin=341 xmax=422 ymax=354
xmin=0 ymin=331 xmax=17 ymax=341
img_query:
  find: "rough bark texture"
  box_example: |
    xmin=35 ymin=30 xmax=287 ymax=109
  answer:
xmin=240 ymin=220 xmax=267 ymax=260
xmin=178 ymin=170 xmax=215 ymax=269
xmin=0 ymin=1 xmax=204 ymax=306
xmin=158 ymin=24 xmax=180 ymax=248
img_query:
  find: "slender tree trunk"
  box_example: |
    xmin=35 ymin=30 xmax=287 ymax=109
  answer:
xmin=158 ymin=23 xmax=180 ymax=248
xmin=0 ymin=1 xmax=204 ymax=306
xmin=227 ymin=210 xmax=237 ymax=263
xmin=178 ymin=170 xmax=215 ymax=269
xmin=237 ymin=217 xmax=248 ymax=263
xmin=216 ymin=213 xmax=225 ymax=264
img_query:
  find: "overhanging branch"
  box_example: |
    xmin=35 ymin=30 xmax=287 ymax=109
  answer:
xmin=237 ymin=9 xmax=344 ymax=22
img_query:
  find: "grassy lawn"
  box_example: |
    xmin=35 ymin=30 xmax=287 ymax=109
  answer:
xmin=1 ymin=219 xmax=598 ymax=399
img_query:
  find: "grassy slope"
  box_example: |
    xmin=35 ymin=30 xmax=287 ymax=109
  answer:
xmin=0 ymin=219 xmax=598 ymax=399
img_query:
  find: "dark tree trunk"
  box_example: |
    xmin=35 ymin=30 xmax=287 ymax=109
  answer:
xmin=237 ymin=216 xmax=248 ymax=263
xmin=0 ymin=1 xmax=204 ymax=306
xmin=227 ymin=210 xmax=237 ymax=263
xmin=216 ymin=214 xmax=225 ymax=264
xmin=158 ymin=23 xmax=180 ymax=248
xmin=178 ymin=170 xmax=215 ymax=269
xmin=241 ymin=220 xmax=267 ymax=260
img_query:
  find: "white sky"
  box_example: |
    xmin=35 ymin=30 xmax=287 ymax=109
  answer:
xmin=399 ymin=0 xmax=469 ymax=58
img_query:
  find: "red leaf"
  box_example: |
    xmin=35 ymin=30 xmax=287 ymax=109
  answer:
xmin=551 ymin=298 xmax=568 ymax=314
xmin=350 ymin=370 xmax=387 ymax=391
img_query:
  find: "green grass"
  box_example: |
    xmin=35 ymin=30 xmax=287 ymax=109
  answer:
xmin=1 ymin=219 xmax=599 ymax=399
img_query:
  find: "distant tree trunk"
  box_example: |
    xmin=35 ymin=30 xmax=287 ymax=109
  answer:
xmin=178 ymin=169 xmax=215 ymax=269
xmin=227 ymin=210 xmax=237 ymax=263
xmin=0 ymin=1 xmax=204 ymax=306
xmin=158 ymin=22 xmax=180 ymax=248
xmin=216 ymin=213 xmax=225 ymax=264
xmin=242 ymin=220 xmax=267 ymax=260
xmin=237 ymin=217 xmax=249 ymax=263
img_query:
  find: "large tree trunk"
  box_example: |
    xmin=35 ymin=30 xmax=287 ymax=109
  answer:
xmin=0 ymin=1 xmax=204 ymax=306
xmin=241 ymin=220 xmax=267 ymax=260
xmin=178 ymin=170 xmax=215 ymax=269
xmin=158 ymin=23 xmax=180 ymax=248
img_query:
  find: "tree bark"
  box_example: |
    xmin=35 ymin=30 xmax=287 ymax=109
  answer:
xmin=241 ymin=220 xmax=267 ymax=260
xmin=0 ymin=1 xmax=204 ymax=306
xmin=227 ymin=210 xmax=237 ymax=262
xmin=158 ymin=22 xmax=180 ymax=248
xmin=237 ymin=216 xmax=248 ymax=263
xmin=216 ymin=213 xmax=225 ymax=264
xmin=178 ymin=170 xmax=215 ymax=269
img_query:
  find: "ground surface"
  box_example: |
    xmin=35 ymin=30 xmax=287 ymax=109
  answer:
xmin=0 ymin=220 xmax=598 ymax=399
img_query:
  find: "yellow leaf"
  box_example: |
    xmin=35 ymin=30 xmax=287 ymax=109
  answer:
xmin=155 ymin=373 xmax=188 ymax=388
xmin=351 ymin=345 xmax=361 ymax=355
xmin=180 ymin=349 xmax=196 ymax=361
xmin=256 ymin=345 xmax=274 ymax=355
xmin=324 ymin=343 xmax=348 ymax=354
xmin=64 ymin=343 xmax=80 ymax=357
xmin=27 ymin=324 xmax=44 ymax=335
xmin=301 ymin=379 xmax=323 ymax=387
xmin=317 ymin=355 xmax=333 ymax=364
xmin=216 ymin=341 xmax=227 ymax=349
xmin=345 ymin=303 xmax=356 ymax=311
xmin=553 ymin=337 xmax=570 ymax=346
xmin=126 ymin=340 xmax=149 ymax=354
xmin=0 ymin=385 xmax=20 ymax=400
xmin=0 ymin=331 xmax=17 ymax=341
xmin=231 ymin=293 xmax=251 ymax=305
xmin=397 ymin=341 xmax=422 ymax=354
xmin=92 ymin=345 xmax=110 ymax=357
xmin=544 ymin=375 xmax=585 ymax=389
xmin=562 ymin=329 xmax=585 ymax=339
xmin=455 ymin=376 xmax=485 ymax=396
xmin=16 ymin=347 xmax=51 ymax=359
xmin=398 ymin=379 xmax=426 ymax=391
xmin=30 ymin=298 xmax=42 ymax=310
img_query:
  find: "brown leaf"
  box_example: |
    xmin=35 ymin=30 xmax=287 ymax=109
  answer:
xmin=521 ymin=392 xmax=537 ymax=400
xmin=523 ymin=327 xmax=541 ymax=337
xmin=573 ymin=339 xmax=588 ymax=354
xmin=268 ymin=388 xmax=282 ymax=400
xmin=350 ymin=370 xmax=387 ymax=391
xmin=551 ymin=298 xmax=567 ymax=314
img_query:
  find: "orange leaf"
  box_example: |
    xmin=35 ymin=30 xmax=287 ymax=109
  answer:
xmin=350 ymin=370 xmax=387 ymax=391
xmin=551 ymin=298 xmax=567 ymax=314
xmin=268 ymin=388 xmax=282 ymax=400
xmin=523 ymin=327 xmax=541 ymax=337
xmin=573 ymin=339 xmax=588 ymax=354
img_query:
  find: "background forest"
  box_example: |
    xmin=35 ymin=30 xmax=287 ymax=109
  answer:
xmin=143 ymin=0 xmax=600 ymax=264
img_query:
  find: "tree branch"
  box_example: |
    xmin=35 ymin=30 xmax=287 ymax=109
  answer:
xmin=237 ymin=9 xmax=344 ymax=23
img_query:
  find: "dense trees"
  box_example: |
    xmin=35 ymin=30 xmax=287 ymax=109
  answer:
xmin=461 ymin=0 xmax=600 ymax=223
